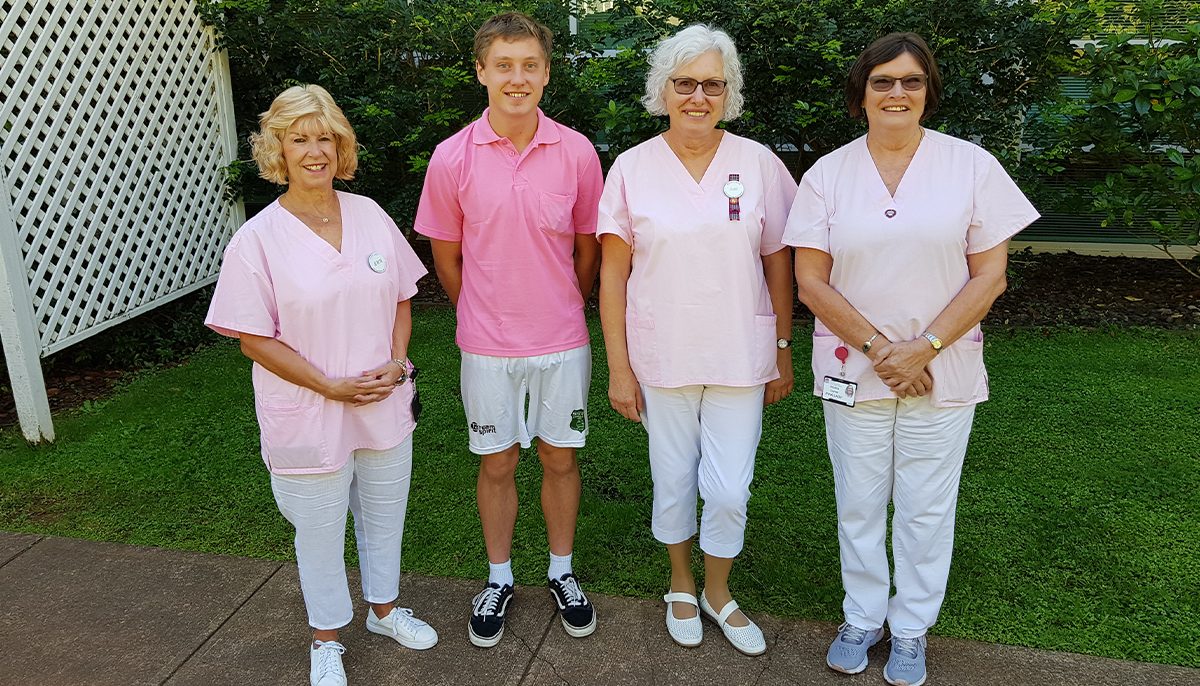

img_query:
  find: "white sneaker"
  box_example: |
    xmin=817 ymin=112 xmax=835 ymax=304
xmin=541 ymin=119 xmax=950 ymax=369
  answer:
xmin=366 ymin=606 xmax=439 ymax=650
xmin=310 ymin=640 xmax=347 ymax=686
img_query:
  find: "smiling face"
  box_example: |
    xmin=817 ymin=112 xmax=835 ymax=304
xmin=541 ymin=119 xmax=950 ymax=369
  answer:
xmin=663 ymin=50 xmax=727 ymax=135
xmin=863 ymin=51 xmax=927 ymax=135
xmin=476 ymin=37 xmax=550 ymax=123
xmin=280 ymin=116 xmax=338 ymax=191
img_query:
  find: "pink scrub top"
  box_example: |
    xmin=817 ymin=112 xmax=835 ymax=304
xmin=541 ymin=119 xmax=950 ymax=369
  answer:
xmin=413 ymin=108 xmax=603 ymax=357
xmin=597 ymin=133 xmax=798 ymax=388
xmin=782 ymin=130 xmax=1039 ymax=407
xmin=205 ymin=192 xmax=428 ymax=474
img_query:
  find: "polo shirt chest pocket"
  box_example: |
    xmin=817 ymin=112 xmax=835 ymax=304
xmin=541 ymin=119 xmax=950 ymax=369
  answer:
xmin=537 ymin=190 xmax=576 ymax=235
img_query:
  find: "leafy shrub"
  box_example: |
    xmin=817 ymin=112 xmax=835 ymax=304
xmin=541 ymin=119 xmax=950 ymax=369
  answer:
xmin=1026 ymin=0 xmax=1200 ymax=275
xmin=200 ymin=0 xmax=1078 ymax=220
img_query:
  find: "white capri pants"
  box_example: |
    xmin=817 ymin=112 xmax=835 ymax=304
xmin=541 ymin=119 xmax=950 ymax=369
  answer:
xmin=824 ymin=396 xmax=975 ymax=638
xmin=642 ymin=384 xmax=765 ymax=559
xmin=270 ymin=437 xmax=413 ymax=630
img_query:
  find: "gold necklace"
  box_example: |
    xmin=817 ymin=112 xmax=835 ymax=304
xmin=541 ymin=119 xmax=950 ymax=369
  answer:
xmin=285 ymin=194 xmax=337 ymax=224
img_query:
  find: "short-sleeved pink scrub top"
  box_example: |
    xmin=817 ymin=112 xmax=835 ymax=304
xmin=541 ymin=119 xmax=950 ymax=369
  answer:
xmin=414 ymin=108 xmax=604 ymax=357
xmin=597 ymin=133 xmax=798 ymax=388
xmin=205 ymin=191 xmax=428 ymax=474
xmin=782 ymin=129 xmax=1039 ymax=407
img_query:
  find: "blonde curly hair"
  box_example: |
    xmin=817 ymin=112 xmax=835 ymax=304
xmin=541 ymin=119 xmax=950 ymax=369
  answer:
xmin=249 ymin=85 xmax=358 ymax=185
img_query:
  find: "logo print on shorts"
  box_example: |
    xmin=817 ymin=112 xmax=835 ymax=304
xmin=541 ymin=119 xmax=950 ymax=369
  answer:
xmin=570 ymin=409 xmax=586 ymax=433
xmin=470 ymin=422 xmax=497 ymax=435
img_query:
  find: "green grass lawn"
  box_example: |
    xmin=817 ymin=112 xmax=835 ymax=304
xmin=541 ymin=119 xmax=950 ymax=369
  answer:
xmin=1 ymin=307 xmax=1197 ymax=666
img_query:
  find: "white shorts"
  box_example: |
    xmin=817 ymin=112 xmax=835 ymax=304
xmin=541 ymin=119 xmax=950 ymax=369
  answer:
xmin=460 ymin=344 xmax=591 ymax=455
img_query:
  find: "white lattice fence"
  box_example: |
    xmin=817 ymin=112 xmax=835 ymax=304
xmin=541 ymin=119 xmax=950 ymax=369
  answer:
xmin=0 ymin=0 xmax=243 ymax=441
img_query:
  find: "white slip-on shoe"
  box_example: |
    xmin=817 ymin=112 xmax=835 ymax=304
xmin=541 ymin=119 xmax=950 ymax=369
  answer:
xmin=700 ymin=591 xmax=766 ymax=656
xmin=310 ymin=640 xmax=347 ymax=686
xmin=366 ymin=606 xmax=439 ymax=650
xmin=662 ymin=591 xmax=703 ymax=647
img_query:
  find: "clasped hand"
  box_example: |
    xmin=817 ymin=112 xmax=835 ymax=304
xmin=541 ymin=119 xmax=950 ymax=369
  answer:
xmin=870 ymin=339 xmax=935 ymax=399
xmin=324 ymin=361 xmax=406 ymax=407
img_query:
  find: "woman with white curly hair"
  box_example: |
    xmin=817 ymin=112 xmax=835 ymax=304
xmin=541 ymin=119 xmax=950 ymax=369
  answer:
xmin=597 ymin=24 xmax=797 ymax=656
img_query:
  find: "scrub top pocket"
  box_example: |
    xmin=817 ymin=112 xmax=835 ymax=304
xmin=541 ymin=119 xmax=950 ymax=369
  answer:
xmin=257 ymin=401 xmax=330 ymax=472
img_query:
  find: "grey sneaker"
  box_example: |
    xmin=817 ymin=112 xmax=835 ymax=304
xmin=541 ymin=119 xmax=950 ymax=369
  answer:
xmin=826 ymin=622 xmax=884 ymax=674
xmin=884 ymin=635 xmax=928 ymax=686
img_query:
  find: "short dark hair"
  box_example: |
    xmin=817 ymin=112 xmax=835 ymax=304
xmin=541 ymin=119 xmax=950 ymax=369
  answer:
xmin=474 ymin=12 xmax=553 ymax=65
xmin=845 ymin=32 xmax=942 ymax=121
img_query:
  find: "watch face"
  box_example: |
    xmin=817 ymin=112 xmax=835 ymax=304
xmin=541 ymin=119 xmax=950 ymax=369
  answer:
xmin=776 ymin=338 xmax=790 ymax=349
xmin=723 ymin=180 xmax=744 ymax=199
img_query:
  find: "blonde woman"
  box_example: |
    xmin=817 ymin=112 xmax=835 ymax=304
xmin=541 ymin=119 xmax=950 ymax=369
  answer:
xmin=206 ymin=85 xmax=436 ymax=686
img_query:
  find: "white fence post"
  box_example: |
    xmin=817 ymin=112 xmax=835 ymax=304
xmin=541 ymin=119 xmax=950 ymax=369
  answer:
xmin=0 ymin=192 xmax=53 ymax=442
xmin=0 ymin=0 xmax=242 ymax=443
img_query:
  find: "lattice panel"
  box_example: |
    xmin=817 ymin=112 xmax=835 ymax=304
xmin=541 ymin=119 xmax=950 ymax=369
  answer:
xmin=0 ymin=0 xmax=239 ymax=355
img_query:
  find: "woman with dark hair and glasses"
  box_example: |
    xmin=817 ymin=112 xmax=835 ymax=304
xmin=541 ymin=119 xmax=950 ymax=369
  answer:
xmin=783 ymin=32 xmax=1038 ymax=685
xmin=597 ymin=24 xmax=797 ymax=656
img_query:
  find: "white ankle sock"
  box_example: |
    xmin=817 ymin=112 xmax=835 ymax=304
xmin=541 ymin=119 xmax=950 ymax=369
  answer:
xmin=548 ymin=551 xmax=573 ymax=580
xmin=488 ymin=559 xmax=513 ymax=587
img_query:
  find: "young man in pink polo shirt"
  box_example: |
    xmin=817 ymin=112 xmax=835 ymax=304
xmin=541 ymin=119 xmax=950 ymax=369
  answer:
xmin=414 ymin=12 xmax=603 ymax=648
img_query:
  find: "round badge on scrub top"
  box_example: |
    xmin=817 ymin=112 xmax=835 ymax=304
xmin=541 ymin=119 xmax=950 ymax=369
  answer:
xmin=367 ymin=252 xmax=387 ymax=273
xmin=723 ymin=179 xmax=745 ymax=199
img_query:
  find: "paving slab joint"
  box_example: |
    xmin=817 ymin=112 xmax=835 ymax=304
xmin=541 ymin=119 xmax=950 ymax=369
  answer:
xmin=517 ymin=608 xmax=562 ymax=685
xmin=0 ymin=533 xmax=43 ymax=569
xmin=751 ymin=621 xmax=788 ymax=685
xmin=158 ymin=562 xmax=286 ymax=685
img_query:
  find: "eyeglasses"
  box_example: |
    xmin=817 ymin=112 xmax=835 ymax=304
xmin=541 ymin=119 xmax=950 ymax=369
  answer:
xmin=671 ymin=77 xmax=727 ymax=96
xmin=868 ymin=74 xmax=928 ymax=92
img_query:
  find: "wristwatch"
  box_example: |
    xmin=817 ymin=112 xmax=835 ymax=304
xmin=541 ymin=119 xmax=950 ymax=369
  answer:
xmin=776 ymin=338 xmax=791 ymax=350
xmin=921 ymin=332 xmax=943 ymax=354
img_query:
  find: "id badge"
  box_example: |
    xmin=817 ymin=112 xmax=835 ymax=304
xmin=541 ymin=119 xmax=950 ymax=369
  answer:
xmin=822 ymin=376 xmax=858 ymax=407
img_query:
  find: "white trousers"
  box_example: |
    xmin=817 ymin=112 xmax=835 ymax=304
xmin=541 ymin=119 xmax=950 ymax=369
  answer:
xmin=824 ymin=396 xmax=975 ymax=638
xmin=270 ymin=437 xmax=413 ymax=630
xmin=642 ymin=384 xmax=765 ymax=559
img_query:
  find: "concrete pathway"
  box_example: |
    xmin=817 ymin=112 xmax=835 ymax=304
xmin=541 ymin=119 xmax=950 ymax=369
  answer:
xmin=1 ymin=532 xmax=1195 ymax=685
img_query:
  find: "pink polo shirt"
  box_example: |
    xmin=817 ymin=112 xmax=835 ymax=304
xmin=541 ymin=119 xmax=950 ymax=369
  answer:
xmin=205 ymin=192 xmax=428 ymax=474
xmin=597 ymin=133 xmax=798 ymax=388
xmin=783 ymin=130 xmax=1039 ymax=407
xmin=414 ymin=108 xmax=603 ymax=357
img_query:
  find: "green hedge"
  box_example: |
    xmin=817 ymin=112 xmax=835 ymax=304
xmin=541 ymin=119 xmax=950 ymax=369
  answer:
xmin=199 ymin=0 xmax=1083 ymax=224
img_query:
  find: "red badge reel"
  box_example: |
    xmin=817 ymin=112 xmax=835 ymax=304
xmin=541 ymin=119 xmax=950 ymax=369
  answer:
xmin=822 ymin=345 xmax=858 ymax=407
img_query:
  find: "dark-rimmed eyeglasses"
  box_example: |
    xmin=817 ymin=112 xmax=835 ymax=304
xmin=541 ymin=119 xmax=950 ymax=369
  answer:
xmin=868 ymin=74 xmax=927 ymax=92
xmin=671 ymin=77 xmax=727 ymax=96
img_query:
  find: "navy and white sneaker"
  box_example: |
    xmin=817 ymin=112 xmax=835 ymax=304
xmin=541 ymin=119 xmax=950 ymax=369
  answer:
xmin=468 ymin=582 xmax=514 ymax=648
xmin=548 ymin=572 xmax=596 ymax=637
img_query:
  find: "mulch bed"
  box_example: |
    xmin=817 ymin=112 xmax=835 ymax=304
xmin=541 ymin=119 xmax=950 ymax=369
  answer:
xmin=1 ymin=252 xmax=1196 ymax=430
